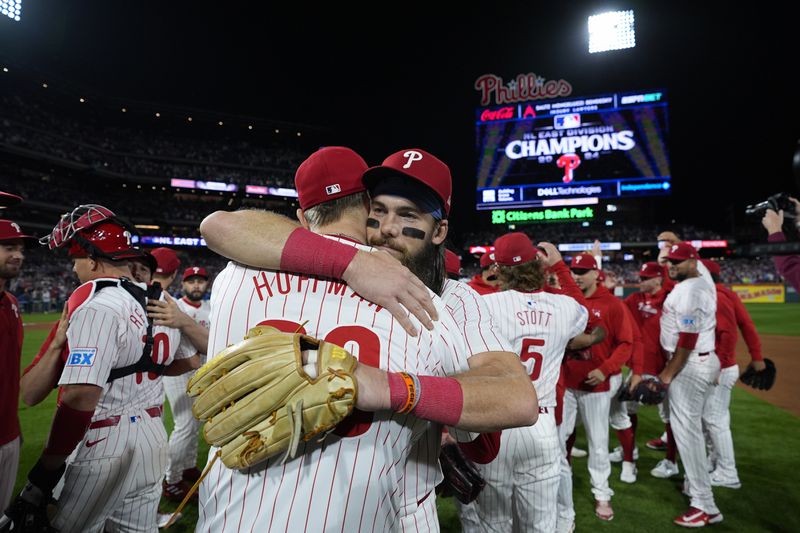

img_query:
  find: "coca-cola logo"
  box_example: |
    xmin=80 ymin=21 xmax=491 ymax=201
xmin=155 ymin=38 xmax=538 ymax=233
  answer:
xmin=480 ymin=106 xmax=515 ymax=122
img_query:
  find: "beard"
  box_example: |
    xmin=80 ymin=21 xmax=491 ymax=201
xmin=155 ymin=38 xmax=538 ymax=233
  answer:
xmin=185 ymin=289 xmax=205 ymax=302
xmin=369 ymin=235 xmax=444 ymax=295
xmin=0 ymin=261 xmax=22 ymax=280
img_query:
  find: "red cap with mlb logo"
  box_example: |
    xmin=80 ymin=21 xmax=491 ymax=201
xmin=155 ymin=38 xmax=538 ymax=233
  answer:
xmin=151 ymin=247 xmax=181 ymax=275
xmin=182 ymin=266 xmax=209 ymax=280
xmin=362 ymin=148 xmax=452 ymax=216
xmin=639 ymin=261 xmax=663 ymax=278
xmin=665 ymin=241 xmax=698 ymax=261
xmin=570 ymin=253 xmax=598 ymax=270
xmin=479 ymin=251 xmax=495 ymax=269
xmin=493 ymin=232 xmax=536 ymax=266
xmin=0 ymin=219 xmax=35 ymax=242
xmin=295 ymin=146 xmax=369 ymax=210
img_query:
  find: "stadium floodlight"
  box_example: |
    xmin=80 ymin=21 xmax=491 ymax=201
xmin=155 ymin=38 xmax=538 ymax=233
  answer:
xmin=0 ymin=0 xmax=22 ymax=21
xmin=588 ymin=10 xmax=635 ymax=53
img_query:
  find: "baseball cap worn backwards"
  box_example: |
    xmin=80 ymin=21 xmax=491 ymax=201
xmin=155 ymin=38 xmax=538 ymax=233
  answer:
xmin=295 ymin=147 xmax=368 ymax=210
xmin=362 ymin=148 xmax=452 ymax=217
xmin=493 ymin=232 xmax=536 ymax=266
xmin=151 ymin=247 xmax=181 ymax=275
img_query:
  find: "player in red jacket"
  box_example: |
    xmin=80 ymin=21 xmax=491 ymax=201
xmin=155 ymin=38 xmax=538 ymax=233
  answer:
xmin=467 ymin=251 xmax=500 ymax=294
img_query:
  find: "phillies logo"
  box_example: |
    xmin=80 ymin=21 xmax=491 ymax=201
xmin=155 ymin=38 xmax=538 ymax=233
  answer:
xmin=557 ymin=154 xmax=581 ymax=183
xmin=402 ymin=150 xmax=423 ymax=168
xmin=192 ymin=267 xmax=200 ymax=274
xmin=10 ymin=222 xmax=21 ymax=232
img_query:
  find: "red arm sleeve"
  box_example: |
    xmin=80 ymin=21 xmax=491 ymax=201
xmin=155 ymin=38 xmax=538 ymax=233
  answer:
xmin=23 ymin=321 xmax=59 ymax=375
xmin=458 ymin=431 xmax=502 ymax=464
xmin=598 ymin=302 xmax=634 ymax=377
xmin=724 ymin=287 xmax=763 ymax=361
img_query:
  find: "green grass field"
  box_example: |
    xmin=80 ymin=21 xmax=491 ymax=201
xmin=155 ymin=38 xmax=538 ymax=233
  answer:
xmin=14 ymin=305 xmax=800 ymax=532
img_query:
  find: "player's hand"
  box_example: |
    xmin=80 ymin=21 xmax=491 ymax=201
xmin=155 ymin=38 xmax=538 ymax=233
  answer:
xmin=585 ymin=369 xmax=606 ymax=386
xmin=761 ymin=209 xmax=784 ymax=235
xmin=749 ymin=360 xmax=767 ymax=372
xmin=536 ymin=242 xmax=562 ymax=267
xmin=657 ymin=370 xmax=673 ymax=386
xmin=628 ymin=373 xmax=643 ymax=392
xmin=352 ymin=362 xmax=390 ymax=412
xmin=147 ymin=293 xmax=191 ymax=328
xmin=656 ymin=231 xmax=681 ymax=247
xmin=342 ymin=249 xmax=437 ymax=337
xmin=592 ymin=239 xmax=602 ymax=257
xmin=52 ymin=304 xmax=69 ymax=349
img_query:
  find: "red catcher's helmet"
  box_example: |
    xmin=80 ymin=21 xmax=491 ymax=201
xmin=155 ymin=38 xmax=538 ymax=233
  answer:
xmin=41 ymin=204 xmax=140 ymax=260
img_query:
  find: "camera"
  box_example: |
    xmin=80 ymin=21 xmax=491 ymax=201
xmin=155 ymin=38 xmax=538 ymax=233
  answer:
xmin=745 ymin=192 xmax=797 ymax=219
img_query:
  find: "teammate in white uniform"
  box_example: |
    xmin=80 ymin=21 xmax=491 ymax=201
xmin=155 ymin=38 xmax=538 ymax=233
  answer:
xmin=658 ymin=242 xmax=722 ymax=528
xmin=474 ymin=233 xmax=598 ymax=533
xmin=2 ymin=205 xmax=198 ymax=533
xmin=196 ymin=147 xmax=474 ymax=532
xmin=162 ymin=266 xmax=211 ymax=495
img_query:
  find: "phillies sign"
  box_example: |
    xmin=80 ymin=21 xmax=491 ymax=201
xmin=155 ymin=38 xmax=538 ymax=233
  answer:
xmin=475 ymin=72 xmax=573 ymax=106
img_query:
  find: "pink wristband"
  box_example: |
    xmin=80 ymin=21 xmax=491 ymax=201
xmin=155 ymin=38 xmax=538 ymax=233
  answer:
xmin=388 ymin=372 xmax=464 ymax=427
xmin=280 ymin=228 xmax=358 ymax=280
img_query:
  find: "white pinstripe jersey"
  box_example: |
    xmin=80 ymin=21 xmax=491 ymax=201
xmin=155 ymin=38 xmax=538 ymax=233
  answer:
xmin=58 ymin=278 xmax=188 ymax=421
xmin=197 ymin=238 xmax=470 ymax=533
xmin=482 ymin=290 xmax=588 ymax=407
xmin=176 ymin=296 xmax=210 ymax=360
xmin=660 ymin=262 xmax=717 ymax=356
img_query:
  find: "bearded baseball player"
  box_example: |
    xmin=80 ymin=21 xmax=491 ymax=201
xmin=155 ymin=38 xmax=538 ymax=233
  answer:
xmin=474 ymin=232 xmax=602 ymax=533
xmin=1 ymin=205 xmax=199 ymax=533
xmin=199 ymin=147 xmax=539 ymax=530
xmin=0 ymin=212 xmax=35 ymax=513
xmin=659 ymin=242 xmax=722 ymax=527
xmin=194 ymin=146 xmax=493 ymax=531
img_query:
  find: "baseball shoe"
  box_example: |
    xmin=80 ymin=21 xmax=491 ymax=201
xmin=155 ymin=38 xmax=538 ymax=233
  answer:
xmin=646 ymin=436 xmax=667 ymax=451
xmin=709 ymin=472 xmax=741 ymax=489
xmin=595 ymin=500 xmax=614 ymax=521
xmin=609 ymin=445 xmax=639 ymax=463
xmin=163 ymin=480 xmax=196 ymax=502
xmin=650 ymin=459 xmax=680 ymax=479
xmin=707 ymin=512 xmax=724 ymax=524
xmin=571 ymin=446 xmax=587 ymax=458
xmin=182 ymin=467 xmax=202 ymax=483
xmin=674 ymin=507 xmax=710 ymax=528
xmin=620 ymin=461 xmax=637 ymax=483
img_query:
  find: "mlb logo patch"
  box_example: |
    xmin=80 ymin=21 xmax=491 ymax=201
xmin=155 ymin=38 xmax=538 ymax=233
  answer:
xmin=554 ymin=114 xmax=581 ymax=130
xmin=325 ymin=184 xmax=342 ymax=195
xmin=66 ymin=348 xmax=97 ymax=367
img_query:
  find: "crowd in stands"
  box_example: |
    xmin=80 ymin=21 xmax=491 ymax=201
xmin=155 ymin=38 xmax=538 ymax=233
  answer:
xmin=1 ymin=91 xmax=307 ymax=189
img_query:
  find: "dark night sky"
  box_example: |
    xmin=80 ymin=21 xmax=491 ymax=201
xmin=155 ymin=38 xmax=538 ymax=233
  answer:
xmin=2 ymin=1 xmax=799 ymax=236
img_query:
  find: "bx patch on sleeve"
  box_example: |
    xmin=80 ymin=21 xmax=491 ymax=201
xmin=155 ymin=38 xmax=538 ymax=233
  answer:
xmin=66 ymin=347 xmax=98 ymax=367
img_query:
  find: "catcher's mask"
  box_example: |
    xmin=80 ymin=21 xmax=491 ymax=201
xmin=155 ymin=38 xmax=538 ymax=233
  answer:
xmin=40 ymin=204 xmax=141 ymax=261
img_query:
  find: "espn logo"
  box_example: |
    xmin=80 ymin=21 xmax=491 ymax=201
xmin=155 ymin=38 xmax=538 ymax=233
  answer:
xmin=66 ymin=348 xmax=97 ymax=367
xmin=325 ymin=184 xmax=341 ymax=195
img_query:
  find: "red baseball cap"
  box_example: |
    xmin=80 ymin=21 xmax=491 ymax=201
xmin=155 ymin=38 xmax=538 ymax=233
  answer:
xmin=295 ymin=147 xmax=368 ymax=210
xmin=445 ymin=250 xmax=461 ymax=276
xmin=0 ymin=219 xmax=35 ymax=242
xmin=493 ymin=232 xmax=536 ymax=266
xmin=665 ymin=242 xmax=698 ymax=261
xmin=479 ymin=251 xmax=495 ymax=269
xmin=182 ymin=266 xmax=209 ymax=280
xmin=639 ymin=261 xmax=663 ymax=279
xmin=0 ymin=191 xmax=22 ymax=208
xmin=151 ymin=247 xmax=181 ymax=275
xmin=700 ymin=259 xmax=721 ymax=277
xmin=597 ymin=270 xmax=606 ymax=282
xmin=362 ymin=148 xmax=452 ymax=215
xmin=570 ymin=252 xmax=598 ymax=270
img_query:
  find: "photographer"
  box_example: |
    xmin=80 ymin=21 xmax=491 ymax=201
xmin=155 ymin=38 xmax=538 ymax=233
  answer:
xmin=761 ymin=196 xmax=800 ymax=292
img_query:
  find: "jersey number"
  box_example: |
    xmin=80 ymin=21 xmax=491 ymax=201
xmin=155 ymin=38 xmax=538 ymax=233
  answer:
xmin=257 ymin=320 xmax=380 ymax=438
xmin=136 ymin=332 xmax=170 ymax=383
xmin=520 ymin=338 xmax=545 ymax=381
